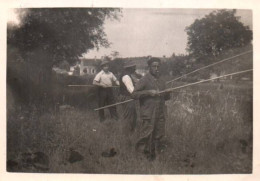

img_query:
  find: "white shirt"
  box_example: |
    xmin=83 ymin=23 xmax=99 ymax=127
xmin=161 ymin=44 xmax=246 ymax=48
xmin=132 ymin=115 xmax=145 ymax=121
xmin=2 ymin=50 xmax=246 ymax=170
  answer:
xmin=93 ymin=70 xmax=119 ymax=87
xmin=122 ymin=75 xmax=134 ymax=93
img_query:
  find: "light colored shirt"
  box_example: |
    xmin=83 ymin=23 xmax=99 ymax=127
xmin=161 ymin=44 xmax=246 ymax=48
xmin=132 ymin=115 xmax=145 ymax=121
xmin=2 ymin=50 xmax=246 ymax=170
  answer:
xmin=93 ymin=70 xmax=119 ymax=87
xmin=122 ymin=75 xmax=134 ymax=93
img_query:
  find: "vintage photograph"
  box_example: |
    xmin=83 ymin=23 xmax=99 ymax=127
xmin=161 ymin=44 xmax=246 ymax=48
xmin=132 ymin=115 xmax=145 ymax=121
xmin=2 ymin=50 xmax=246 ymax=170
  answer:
xmin=6 ymin=8 xmax=253 ymax=174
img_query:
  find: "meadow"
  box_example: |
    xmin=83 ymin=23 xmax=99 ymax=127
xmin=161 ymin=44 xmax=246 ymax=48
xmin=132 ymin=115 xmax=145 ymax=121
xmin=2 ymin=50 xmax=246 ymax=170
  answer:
xmin=7 ymin=80 xmax=252 ymax=174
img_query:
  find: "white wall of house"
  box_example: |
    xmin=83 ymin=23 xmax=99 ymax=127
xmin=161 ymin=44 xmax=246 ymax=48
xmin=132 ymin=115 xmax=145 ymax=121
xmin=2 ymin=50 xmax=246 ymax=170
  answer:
xmin=79 ymin=60 xmax=97 ymax=75
xmin=80 ymin=65 xmax=97 ymax=75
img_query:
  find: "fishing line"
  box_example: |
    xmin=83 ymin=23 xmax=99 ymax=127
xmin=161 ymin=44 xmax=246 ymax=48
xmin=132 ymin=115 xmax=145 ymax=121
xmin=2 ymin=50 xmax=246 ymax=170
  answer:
xmin=94 ymin=69 xmax=252 ymax=111
xmin=166 ymin=50 xmax=252 ymax=85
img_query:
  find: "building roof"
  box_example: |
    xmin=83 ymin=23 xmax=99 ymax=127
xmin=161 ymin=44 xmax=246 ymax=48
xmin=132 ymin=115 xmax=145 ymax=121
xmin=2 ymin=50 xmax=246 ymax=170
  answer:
xmin=80 ymin=58 xmax=99 ymax=66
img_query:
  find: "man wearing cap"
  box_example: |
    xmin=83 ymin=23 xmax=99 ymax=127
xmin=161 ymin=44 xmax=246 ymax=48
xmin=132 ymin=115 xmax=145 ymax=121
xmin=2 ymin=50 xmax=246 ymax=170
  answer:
xmin=132 ymin=57 xmax=170 ymax=161
xmin=119 ymin=62 xmax=140 ymax=135
xmin=93 ymin=60 xmax=119 ymax=122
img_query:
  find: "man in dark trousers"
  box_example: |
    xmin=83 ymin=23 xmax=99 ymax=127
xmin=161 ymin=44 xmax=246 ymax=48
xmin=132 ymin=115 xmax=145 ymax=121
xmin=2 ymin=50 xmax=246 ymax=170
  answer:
xmin=133 ymin=57 xmax=170 ymax=161
xmin=119 ymin=62 xmax=139 ymax=135
xmin=93 ymin=60 xmax=119 ymax=122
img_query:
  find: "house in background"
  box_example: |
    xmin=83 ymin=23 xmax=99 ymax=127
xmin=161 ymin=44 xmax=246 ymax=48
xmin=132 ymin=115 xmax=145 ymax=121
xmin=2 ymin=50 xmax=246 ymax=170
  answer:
xmin=71 ymin=56 xmax=170 ymax=77
xmin=78 ymin=58 xmax=98 ymax=75
xmin=68 ymin=58 xmax=99 ymax=76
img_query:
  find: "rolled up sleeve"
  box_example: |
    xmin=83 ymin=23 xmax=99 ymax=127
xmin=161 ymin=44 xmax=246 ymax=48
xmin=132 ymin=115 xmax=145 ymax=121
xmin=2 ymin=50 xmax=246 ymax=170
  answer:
xmin=93 ymin=72 xmax=101 ymax=83
xmin=122 ymin=75 xmax=134 ymax=93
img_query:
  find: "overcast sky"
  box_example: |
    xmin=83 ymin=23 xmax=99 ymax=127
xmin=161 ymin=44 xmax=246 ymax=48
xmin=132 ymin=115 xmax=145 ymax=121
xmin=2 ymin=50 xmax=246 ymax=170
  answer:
xmin=8 ymin=8 xmax=252 ymax=59
xmin=83 ymin=9 xmax=252 ymax=58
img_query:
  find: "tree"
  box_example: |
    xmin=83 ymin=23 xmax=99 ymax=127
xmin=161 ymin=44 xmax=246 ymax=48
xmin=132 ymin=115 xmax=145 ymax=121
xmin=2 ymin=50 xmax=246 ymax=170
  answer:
xmin=109 ymin=58 xmax=124 ymax=75
xmin=169 ymin=55 xmax=189 ymax=77
xmin=185 ymin=9 xmax=252 ymax=61
xmin=7 ymin=8 xmax=121 ymax=106
xmin=110 ymin=51 xmax=120 ymax=59
xmin=58 ymin=60 xmax=70 ymax=71
xmin=7 ymin=8 xmax=121 ymax=68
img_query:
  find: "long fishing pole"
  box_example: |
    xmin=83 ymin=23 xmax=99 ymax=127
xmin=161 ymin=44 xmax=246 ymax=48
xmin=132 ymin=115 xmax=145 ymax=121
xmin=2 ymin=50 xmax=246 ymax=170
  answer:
xmin=94 ymin=69 xmax=252 ymax=111
xmin=69 ymin=51 xmax=252 ymax=88
xmin=166 ymin=50 xmax=252 ymax=85
xmin=94 ymin=99 xmax=134 ymax=111
xmin=68 ymin=85 xmax=119 ymax=88
xmin=161 ymin=69 xmax=252 ymax=94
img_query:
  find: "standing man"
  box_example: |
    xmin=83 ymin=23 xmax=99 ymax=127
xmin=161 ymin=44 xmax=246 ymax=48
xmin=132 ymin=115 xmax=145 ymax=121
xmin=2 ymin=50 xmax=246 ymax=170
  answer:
xmin=93 ymin=60 xmax=119 ymax=122
xmin=133 ymin=57 xmax=170 ymax=161
xmin=119 ymin=62 xmax=138 ymax=135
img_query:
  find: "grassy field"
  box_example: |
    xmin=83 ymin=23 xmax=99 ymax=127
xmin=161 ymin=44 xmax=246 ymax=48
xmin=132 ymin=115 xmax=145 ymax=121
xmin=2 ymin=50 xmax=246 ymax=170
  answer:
xmin=7 ymin=81 xmax=252 ymax=174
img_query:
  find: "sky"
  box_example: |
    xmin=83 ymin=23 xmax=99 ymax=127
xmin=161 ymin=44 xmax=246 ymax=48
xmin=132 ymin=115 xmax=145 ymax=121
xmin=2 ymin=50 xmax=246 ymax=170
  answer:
xmin=83 ymin=8 xmax=252 ymax=59
xmin=8 ymin=8 xmax=252 ymax=59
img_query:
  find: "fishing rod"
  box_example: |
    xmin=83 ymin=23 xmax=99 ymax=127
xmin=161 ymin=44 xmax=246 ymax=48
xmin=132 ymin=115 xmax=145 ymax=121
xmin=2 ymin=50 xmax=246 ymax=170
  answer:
xmin=161 ymin=69 xmax=252 ymax=94
xmin=94 ymin=90 xmax=210 ymax=111
xmin=69 ymin=51 xmax=252 ymax=88
xmin=94 ymin=69 xmax=252 ymax=111
xmin=94 ymin=99 xmax=134 ymax=111
xmin=68 ymin=85 xmax=119 ymax=88
xmin=166 ymin=50 xmax=252 ymax=85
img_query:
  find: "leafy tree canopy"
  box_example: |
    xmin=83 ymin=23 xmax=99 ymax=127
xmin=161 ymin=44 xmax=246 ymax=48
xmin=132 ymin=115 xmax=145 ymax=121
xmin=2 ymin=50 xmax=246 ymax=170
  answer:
xmin=8 ymin=8 xmax=121 ymax=67
xmin=185 ymin=9 xmax=252 ymax=61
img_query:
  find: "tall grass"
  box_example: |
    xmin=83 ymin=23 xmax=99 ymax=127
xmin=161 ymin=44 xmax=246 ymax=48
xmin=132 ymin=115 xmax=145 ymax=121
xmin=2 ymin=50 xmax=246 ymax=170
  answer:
xmin=7 ymin=81 xmax=252 ymax=174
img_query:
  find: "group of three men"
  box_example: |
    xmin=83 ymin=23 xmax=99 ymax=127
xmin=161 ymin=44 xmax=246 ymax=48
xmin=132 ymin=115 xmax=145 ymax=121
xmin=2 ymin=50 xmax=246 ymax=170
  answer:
xmin=93 ymin=57 xmax=170 ymax=161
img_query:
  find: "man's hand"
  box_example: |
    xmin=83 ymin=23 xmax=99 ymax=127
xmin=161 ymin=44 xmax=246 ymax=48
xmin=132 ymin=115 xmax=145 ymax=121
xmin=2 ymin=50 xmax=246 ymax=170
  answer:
xmin=148 ymin=90 xmax=159 ymax=97
xmin=93 ymin=80 xmax=109 ymax=88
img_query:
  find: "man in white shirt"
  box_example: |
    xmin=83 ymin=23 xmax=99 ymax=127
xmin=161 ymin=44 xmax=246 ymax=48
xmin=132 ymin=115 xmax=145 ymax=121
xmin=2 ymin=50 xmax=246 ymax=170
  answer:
xmin=93 ymin=61 xmax=119 ymax=122
xmin=119 ymin=62 xmax=140 ymax=135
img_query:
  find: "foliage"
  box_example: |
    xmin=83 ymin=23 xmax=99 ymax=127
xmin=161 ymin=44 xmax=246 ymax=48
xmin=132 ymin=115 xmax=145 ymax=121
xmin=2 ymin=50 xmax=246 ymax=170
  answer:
xmin=165 ymin=44 xmax=253 ymax=82
xmin=168 ymin=55 xmax=190 ymax=77
xmin=7 ymin=82 xmax=252 ymax=173
xmin=96 ymin=55 xmax=124 ymax=76
xmin=57 ymin=60 xmax=70 ymax=71
xmin=73 ymin=65 xmax=80 ymax=76
xmin=109 ymin=58 xmax=124 ymax=75
xmin=110 ymin=51 xmax=120 ymax=59
xmin=7 ymin=8 xmax=121 ymax=107
xmin=185 ymin=9 xmax=252 ymax=61
xmin=7 ymin=8 xmax=121 ymax=67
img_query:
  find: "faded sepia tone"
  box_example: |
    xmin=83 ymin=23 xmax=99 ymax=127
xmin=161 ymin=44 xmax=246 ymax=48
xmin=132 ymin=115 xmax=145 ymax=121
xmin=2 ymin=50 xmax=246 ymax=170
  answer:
xmin=5 ymin=5 xmax=254 ymax=177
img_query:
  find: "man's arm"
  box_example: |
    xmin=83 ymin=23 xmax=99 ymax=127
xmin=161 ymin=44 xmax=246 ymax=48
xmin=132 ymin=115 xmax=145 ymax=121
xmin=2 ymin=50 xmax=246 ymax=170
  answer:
xmin=132 ymin=77 xmax=158 ymax=99
xmin=111 ymin=73 xmax=120 ymax=86
xmin=93 ymin=80 xmax=102 ymax=86
xmin=93 ymin=72 xmax=104 ymax=87
xmin=115 ymin=80 xmax=120 ymax=86
xmin=122 ymin=75 xmax=134 ymax=93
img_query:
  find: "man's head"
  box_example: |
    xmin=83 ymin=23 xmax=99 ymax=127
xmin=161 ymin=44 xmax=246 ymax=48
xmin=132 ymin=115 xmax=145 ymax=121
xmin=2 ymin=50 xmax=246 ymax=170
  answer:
xmin=100 ymin=61 xmax=109 ymax=73
xmin=124 ymin=62 xmax=136 ymax=74
xmin=147 ymin=57 xmax=161 ymax=77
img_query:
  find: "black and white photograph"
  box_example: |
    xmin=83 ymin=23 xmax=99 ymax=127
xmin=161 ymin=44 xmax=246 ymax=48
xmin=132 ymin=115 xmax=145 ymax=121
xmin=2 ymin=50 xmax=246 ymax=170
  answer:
xmin=2 ymin=0 xmax=259 ymax=179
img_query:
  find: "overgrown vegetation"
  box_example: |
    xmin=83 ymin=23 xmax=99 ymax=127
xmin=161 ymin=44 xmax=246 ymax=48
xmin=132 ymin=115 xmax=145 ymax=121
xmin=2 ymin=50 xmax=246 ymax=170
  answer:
xmin=7 ymin=8 xmax=121 ymax=109
xmin=7 ymin=82 xmax=252 ymax=173
xmin=185 ymin=9 xmax=252 ymax=61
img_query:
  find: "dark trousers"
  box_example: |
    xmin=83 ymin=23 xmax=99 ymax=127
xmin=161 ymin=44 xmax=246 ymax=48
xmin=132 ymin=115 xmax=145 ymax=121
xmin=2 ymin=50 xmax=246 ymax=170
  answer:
xmin=98 ymin=87 xmax=118 ymax=121
xmin=135 ymin=103 xmax=166 ymax=160
xmin=119 ymin=95 xmax=137 ymax=134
